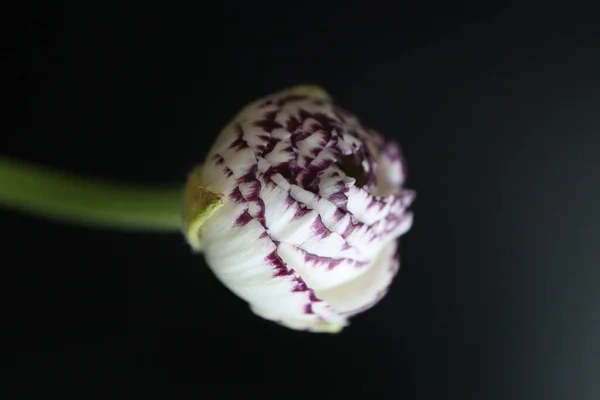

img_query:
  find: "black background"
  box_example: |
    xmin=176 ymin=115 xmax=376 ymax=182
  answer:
xmin=6 ymin=3 xmax=600 ymax=399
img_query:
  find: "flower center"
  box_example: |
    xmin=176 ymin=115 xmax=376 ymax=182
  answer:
xmin=339 ymin=154 xmax=367 ymax=188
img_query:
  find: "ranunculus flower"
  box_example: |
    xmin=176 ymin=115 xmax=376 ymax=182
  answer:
xmin=183 ymin=85 xmax=415 ymax=333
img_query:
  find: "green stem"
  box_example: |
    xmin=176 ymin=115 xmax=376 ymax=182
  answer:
xmin=0 ymin=157 xmax=183 ymax=231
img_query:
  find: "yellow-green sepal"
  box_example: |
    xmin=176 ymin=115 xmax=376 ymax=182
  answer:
xmin=182 ymin=164 xmax=224 ymax=251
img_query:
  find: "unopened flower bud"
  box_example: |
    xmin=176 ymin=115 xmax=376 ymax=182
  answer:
xmin=183 ymin=85 xmax=415 ymax=333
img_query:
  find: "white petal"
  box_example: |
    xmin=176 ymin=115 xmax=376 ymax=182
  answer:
xmin=375 ymin=141 xmax=406 ymax=194
xmin=316 ymin=240 xmax=400 ymax=316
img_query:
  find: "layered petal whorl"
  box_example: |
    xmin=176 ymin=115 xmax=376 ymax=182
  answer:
xmin=196 ymin=86 xmax=415 ymax=332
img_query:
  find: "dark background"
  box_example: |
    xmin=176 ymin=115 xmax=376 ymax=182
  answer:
xmin=6 ymin=3 xmax=600 ymax=399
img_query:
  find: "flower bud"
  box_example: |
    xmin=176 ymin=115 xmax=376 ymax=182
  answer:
xmin=183 ymin=85 xmax=415 ymax=333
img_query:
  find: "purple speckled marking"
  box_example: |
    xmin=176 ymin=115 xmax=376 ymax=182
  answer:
xmin=285 ymin=194 xmax=297 ymax=208
xmin=254 ymin=200 xmax=267 ymax=227
xmin=258 ymin=99 xmax=274 ymax=108
xmin=332 ymin=208 xmax=345 ymax=222
xmin=265 ymin=247 xmax=324 ymax=314
xmin=298 ymin=109 xmax=339 ymax=134
xmin=310 ymin=146 xmax=321 ymax=158
xmin=229 ymin=124 xmax=250 ymax=151
xmin=213 ymin=154 xmax=225 ymax=165
xmin=292 ymin=244 xmax=369 ymax=270
xmin=328 ymin=191 xmax=348 ymax=207
xmin=236 ymin=164 xmax=258 ymax=183
xmin=342 ymin=222 xmax=359 ymax=239
xmin=239 ymin=180 xmax=261 ymax=200
xmin=302 ymin=156 xmax=314 ymax=166
xmin=234 ymin=210 xmax=253 ymax=227
xmin=229 ymin=136 xmax=249 ymax=151
xmin=311 ymin=215 xmax=331 ymax=240
xmin=229 ymin=187 xmax=245 ymax=204
xmin=265 ymin=251 xmax=292 ymax=277
xmin=254 ymin=110 xmax=283 ymax=133
xmin=301 ymin=159 xmax=337 ymax=192
xmin=293 ymin=206 xmax=312 ymax=220
xmin=285 ymin=115 xmax=301 ymax=133
xmin=292 ymin=130 xmax=312 ymax=143
xmin=260 ymin=136 xmax=279 ymax=158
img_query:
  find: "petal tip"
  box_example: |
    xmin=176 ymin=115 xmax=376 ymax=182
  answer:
xmin=286 ymin=84 xmax=331 ymax=100
xmin=316 ymin=321 xmax=346 ymax=334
